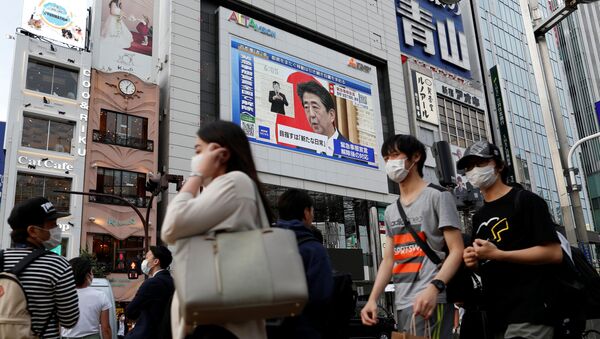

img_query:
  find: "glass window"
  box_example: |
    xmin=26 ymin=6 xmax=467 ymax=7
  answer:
xmin=26 ymin=58 xmax=78 ymax=99
xmin=92 ymin=234 xmax=144 ymax=273
xmin=97 ymin=109 xmax=149 ymax=151
xmin=16 ymin=173 xmax=71 ymax=212
xmin=95 ymin=168 xmax=147 ymax=207
xmin=22 ymin=115 xmax=74 ymax=153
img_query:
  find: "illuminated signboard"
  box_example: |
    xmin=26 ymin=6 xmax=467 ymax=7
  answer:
xmin=396 ymin=0 xmax=471 ymax=79
xmin=21 ymin=0 xmax=88 ymax=49
xmin=230 ymin=37 xmax=378 ymax=168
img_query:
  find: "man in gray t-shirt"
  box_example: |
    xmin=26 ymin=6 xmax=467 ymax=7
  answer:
xmin=360 ymin=135 xmax=463 ymax=337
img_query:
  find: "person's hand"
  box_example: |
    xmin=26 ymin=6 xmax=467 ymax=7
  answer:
xmin=463 ymin=246 xmax=478 ymax=268
xmin=413 ymin=284 xmax=438 ymax=319
xmin=360 ymin=300 xmax=379 ymax=326
xmin=473 ymin=238 xmax=500 ymax=261
xmin=197 ymin=143 xmax=227 ymax=179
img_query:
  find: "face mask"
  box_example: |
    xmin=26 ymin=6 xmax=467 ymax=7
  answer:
xmin=465 ymin=163 xmax=497 ymax=189
xmin=141 ymin=259 xmax=151 ymax=275
xmin=37 ymin=226 xmax=61 ymax=249
xmin=385 ymin=158 xmax=413 ymax=183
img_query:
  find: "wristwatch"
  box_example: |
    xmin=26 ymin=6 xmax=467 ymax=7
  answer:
xmin=430 ymin=279 xmax=446 ymax=292
xmin=189 ymin=172 xmax=203 ymax=178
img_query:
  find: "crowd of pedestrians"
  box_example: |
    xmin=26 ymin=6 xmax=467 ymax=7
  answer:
xmin=0 ymin=122 xmax=586 ymax=339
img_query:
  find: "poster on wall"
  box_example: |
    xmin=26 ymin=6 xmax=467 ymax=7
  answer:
xmin=94 ymin=0 xmax=154 ymax=80
xmin=230 ymin=37 xmax=378 ymax=168
xmin=21 ymin=0 xmax=88 ymax=49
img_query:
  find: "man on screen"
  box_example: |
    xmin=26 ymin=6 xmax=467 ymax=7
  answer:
xmin=269 ymin=81 xmax=289 ymax=115
xmin=297 ymin=81 xmax=348 ymax=156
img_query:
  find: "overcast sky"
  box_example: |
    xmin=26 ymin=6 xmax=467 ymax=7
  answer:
xmin=0 ymin=2 xmax=22 ymax=122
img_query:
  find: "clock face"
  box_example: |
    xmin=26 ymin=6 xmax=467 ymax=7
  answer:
xmin=119 ymin=79 xmax=136 ymax=95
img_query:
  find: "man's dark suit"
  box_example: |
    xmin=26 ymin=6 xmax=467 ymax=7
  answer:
xmin=269 ymin=91 xmax=289 ymax=114
xmin=125 ymin=270 xmax=175 ymax=339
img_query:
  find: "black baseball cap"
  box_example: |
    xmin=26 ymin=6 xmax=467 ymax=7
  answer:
xmin=8 ymin=197 xmax=70 ymax=230
xmin=456 ymin=140 xmax=502 ymax=170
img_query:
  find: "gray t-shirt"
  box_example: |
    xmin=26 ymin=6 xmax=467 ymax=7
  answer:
xmin=384 ymin=185 xmax=461 ymax=310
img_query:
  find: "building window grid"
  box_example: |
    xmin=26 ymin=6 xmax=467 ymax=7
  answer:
xmin=438 ymin=96 xmax=486 ymax=148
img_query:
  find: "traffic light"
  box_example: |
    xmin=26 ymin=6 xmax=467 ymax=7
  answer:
xmin=145 ymin=172 xmax=161 ymax=193
xmin=431 ymin=141 xmax=457 ymax=188
xmin=127 ymin=261 xmax=139 ymax=280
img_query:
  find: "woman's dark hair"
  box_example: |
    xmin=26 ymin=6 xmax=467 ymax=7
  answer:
xmin=381 ymin=134 xmax=426 ymax=177
xmin=278 ymin=189 xmax=313 ymax=221
xmin=197 ymin=120 xmax=274 ymax=222
xmin=109 ymin=0 xmax=120 ymax=9
xmin=69 ymin=257 xmax=92 ymax=287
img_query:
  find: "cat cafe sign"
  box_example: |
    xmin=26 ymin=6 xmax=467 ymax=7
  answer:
xmin=17 ymin=151 xmax=74 ymax=172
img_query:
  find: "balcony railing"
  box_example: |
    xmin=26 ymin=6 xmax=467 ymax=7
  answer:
xmin=92 ymin=130 xmax=154 ymax=152
xmin=88 ymin=190 xmax=149 ymax=208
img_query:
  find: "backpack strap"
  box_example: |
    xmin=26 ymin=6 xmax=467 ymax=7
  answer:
xmin=10 ymin=249 xmax=51 ymax=276
xmin=395 ymin=199 xmax=442 ymax=265
xmin=427 ymin=183 xmax=447 ymax=192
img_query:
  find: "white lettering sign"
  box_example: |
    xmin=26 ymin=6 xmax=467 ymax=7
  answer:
xmin=18 ymin=155 xmax=74 ymax=171
xmin=78 ymin=69 xmax=90 ymax=157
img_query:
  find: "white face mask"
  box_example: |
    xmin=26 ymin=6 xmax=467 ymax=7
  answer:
xmin=41 ymin=226 xmax=61 ymax=249
xmin=385 ymin=158 xmax=413 ymax=183
xmin=465 ymin=163 xmax=497 ymax=189
xmin=141 ymin=259 xmax=151 ymax=275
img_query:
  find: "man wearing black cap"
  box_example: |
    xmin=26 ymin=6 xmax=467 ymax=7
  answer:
xmin=457 ymin=140 xmax=562 ymax=339
xmin=1 ymin=197 xmax=79 ymax=338
xmin=126 ymin=245 xmax=174 ymax=339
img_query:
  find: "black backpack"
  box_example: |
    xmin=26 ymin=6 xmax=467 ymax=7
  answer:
xmin=297 ymin=236 xmax=357 ymax=339
xmin=514 ymin=189 xmax=600 ymax=338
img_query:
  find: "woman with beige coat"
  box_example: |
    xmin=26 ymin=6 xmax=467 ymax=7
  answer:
xmin=161 ymin=120 xmax=273 ymax=339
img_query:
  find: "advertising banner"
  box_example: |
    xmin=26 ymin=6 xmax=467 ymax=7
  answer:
xmin=490 ymin=66 xmax=516 ymax=184
xmin=94 ymin=0 xmax=154 ymax=81
xmin=230 ymin=37 xmax=378 ymax=168
xmin=412 ymin=71 xmax=439 ymax=125
xmin=22 ymin=0 xmax=88 ymax=49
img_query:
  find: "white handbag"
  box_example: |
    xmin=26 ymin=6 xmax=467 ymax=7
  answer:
xmin=172 ymin=183 xmax=308 ymax=326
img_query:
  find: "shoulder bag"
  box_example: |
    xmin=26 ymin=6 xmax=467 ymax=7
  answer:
xmin=172 ymin=182 xmax=308 ymax=326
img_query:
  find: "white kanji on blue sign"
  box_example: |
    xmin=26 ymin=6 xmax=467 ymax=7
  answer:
xmin=397 ymin=0 xmax=471 ymax=78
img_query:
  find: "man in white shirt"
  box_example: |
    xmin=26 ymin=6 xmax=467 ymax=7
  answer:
xmin=61 ymin=257 xmax=112 ymax=339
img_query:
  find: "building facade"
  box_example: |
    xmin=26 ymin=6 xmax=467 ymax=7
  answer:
xmin=157 ymin=0 xmax=411 ymax=286
xmin=472 ymin=1 xmax=596 ymax=255
xmin=81 ymin=70 xmax=159 ymax=302
xmin=0 ymin=34 xmax=92 ymax=257
xmin=554 ymin=2 xmax=600 ymax=232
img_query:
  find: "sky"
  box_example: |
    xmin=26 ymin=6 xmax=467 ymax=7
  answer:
xmin=0 ymin=2 xmax=22 ymax=122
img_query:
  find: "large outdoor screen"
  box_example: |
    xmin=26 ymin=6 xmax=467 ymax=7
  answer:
xmin=22 ymin=0 xmax=88 ymax=49
xmin=230 ymin=37 xmax=378 ymax=168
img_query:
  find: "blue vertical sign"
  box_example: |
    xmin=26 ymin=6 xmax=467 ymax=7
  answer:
xmin=396 ymin=0 xmax=471 ymax=79
xmin=238 ymin=53 xmax=256 ymax=136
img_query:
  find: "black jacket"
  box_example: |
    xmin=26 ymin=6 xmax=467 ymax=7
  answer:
xmin=125 ymin=270 xmax=175 ymax=339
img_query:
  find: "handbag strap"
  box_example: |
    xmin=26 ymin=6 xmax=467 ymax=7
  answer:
xmin=252 ymin=181 xmax=270 ymax=229
xmin=395 ymin=199 xmax=442 ymax=265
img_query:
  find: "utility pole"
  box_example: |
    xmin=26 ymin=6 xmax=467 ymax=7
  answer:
xmin=518 ymin=0 xmax=593 ymax=247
